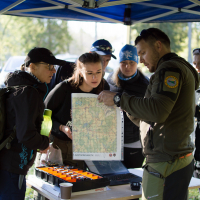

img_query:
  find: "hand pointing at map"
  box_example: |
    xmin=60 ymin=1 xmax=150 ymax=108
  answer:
xmin=97 ymin=91 xmax=117 ymax=106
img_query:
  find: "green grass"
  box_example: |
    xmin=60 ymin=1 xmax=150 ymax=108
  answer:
xmin=189 ymin=189 xmax=200 ymax=200
xmin=138 ymin=190 xmax=200 ymax=200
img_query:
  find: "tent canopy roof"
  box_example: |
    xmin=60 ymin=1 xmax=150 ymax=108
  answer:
xmin=1 ymin=0 xmax=200 ymax=24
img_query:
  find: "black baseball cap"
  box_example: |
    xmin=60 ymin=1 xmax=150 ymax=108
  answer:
xmin=24 ymin=47 xmax=66 ymax=66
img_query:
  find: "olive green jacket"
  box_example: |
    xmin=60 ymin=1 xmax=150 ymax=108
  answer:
xmin=120 ymin=53 xmax=200 ymax=163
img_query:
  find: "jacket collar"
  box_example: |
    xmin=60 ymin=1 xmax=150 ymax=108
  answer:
xmin=157 ymin=53 xmax=178 ymax=70
xmin=156 ymin=53 xmax=200 ymax=90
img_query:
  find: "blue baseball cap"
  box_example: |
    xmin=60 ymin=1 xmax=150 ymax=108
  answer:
xmin=119 ymin=44 xmax=138 ymax=63
xmin=90 ymin=39 xmax=116 ymax=59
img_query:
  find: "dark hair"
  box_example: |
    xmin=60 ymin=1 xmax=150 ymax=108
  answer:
xmin=193 ymin=48 xmax=200 ymax=56
xmin=135 ymin=28 xmax=170 ymax=48
xmin=68 ymin=52 xmax=104 ymax=94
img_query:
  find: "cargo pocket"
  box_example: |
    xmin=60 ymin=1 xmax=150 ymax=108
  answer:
xmin=142 ymin=167 xmax=164 ymax=200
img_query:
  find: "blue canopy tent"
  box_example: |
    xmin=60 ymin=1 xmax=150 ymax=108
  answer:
xmin=1 ymin=0 xmax=200 ymax=25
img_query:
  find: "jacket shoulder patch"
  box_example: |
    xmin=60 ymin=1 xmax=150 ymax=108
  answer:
xmin=163 ymin=72 xmax=180 ymax=93
xmin=156 ymin=68 xmax=181 ymax=101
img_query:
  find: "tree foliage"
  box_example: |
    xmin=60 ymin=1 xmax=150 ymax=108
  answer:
xmin=192 ymin=22 xmax=200 ymax=49
xmin=131 ymin=23 xmax=188 ymax=53
xmin=0 ymin=16 xmax=72 ymax=65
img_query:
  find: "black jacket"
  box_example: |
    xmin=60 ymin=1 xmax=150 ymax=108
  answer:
xmin=0 ymin=70 xmax=49 ymax=175
xmin=44 ymin=81 xmax=98 ymax=141
xmin=107 ymin=70 xmax=149 ymax=143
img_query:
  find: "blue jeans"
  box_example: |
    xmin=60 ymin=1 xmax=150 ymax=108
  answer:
xmin=0 ymin=170 xmax=26 ymax=200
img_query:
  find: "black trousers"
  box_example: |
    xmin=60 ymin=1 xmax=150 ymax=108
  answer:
xmin=163 ymin=159 xmax=194 ymax=200
xmin=0 ymin=170 xmax=26 ymax=200
xmin=122 ymin=147 xmax=144 ymax=169
xmin=193 ymin=161 xmax=200 ymax=193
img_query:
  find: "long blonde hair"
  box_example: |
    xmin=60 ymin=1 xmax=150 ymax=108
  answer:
xmin=111 ymin=68 xmax=121 ymax=87
xmin=20 ymin=64 xmax=27 ymax=71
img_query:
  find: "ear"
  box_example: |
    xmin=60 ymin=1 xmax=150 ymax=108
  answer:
xmin=29 ymin=63 xmax=34 ymax=70
xmin=29 ymin=63 xmax=38 ymax=72
xmin=154 ymin=41 xmax=162 ymax=52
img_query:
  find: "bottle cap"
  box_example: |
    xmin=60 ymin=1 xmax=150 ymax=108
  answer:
xmin=44 ymin=109 xmax=52 ymax=117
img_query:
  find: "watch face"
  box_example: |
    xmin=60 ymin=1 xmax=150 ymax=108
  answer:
xmin=114 ymin=95 xmax=120 ymax=103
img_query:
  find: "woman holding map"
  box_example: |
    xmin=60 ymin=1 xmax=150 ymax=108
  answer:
xmin=44 ymin=52 xmax=104 ymax=169
xmin=107 ymin=44 xmax=149 ymax=168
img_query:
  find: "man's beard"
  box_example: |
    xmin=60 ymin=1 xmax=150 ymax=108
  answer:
xmin=150 ymin=48 xmax=160 ymax=72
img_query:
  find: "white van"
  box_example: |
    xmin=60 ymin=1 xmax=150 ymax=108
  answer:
xmin=0 ymin=56 xmax=26 ymax=88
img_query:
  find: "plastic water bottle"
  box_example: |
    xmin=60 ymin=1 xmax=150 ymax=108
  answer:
xmin=40 ymin=109 xmax=52 ymax=137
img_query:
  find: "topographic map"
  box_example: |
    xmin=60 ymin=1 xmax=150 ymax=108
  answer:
xmin=72 ymin=93 xmax=123 ymax=160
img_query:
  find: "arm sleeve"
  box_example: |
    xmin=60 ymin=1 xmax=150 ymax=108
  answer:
xmin=120 ymin=66 xmax=183 ymax=123
xmin=13 ymin=87 xmax=49 ymax=150
xmin=126 ymin=113 xmax=140 ymax=127
xmin=44 ymin=82 xmax=67 ymax=132
xmin=103 ymin=79 xmax=110 ymax=90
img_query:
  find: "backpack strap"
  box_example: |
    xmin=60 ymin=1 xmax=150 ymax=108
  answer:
xmin=0 ymin=128 xmax=16 ymax=151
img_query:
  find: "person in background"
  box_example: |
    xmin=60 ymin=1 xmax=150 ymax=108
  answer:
xmin=107 ymin=44 xmax=149 ymax=169
xmin=90 ymin=39 xmax=116 ymax=77
xmin=48 ymin=39 xmax=116 ymax=92
xmin=47 ymin=61 xmax=74 ymax=92
xmin=0 ymin=47 xmax=64 ymax=200
xmin=193 ymin=48 xmax=200 ymax=184
xmin=44 ymin=52 xmax=104 ymax=169
xmin=97 ymin=28 xmax=199 ymax=200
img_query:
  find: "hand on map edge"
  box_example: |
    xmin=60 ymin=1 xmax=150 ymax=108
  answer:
xmin=62 ymin=125 xmax=73 ymax=140
xmin=97 ymin=90 xmax=117 ymax=106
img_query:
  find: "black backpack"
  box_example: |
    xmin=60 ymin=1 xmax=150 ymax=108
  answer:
xmin=0 ymin=85 xmax=38 ymax=150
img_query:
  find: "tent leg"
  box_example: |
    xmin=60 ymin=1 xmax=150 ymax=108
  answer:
xmin=126 ymin=25 xmax=131 ymax=44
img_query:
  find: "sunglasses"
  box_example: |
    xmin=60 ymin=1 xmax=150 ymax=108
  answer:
xmin=140 ymin=29 xmax=158 ymax=40
xmin=193 ymin=48 xmax=200 ymax=54
xmin=91 ymin=45 xmax=114 ymax=53
xmin=39 ymin=62 xmax=55 ymax=71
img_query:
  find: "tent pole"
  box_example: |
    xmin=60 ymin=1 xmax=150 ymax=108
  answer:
xmin=188 ymin=22 xmax=192 ymax=63
xmin=0 ymin=0 xmax=25 ymax=15
xmin=95 ymin=22 xmax=97 ymax=41
xmin=126 ymin=25 xmax=131 ymax=44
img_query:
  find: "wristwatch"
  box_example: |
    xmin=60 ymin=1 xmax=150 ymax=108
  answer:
xmin=113 ymin=93 xmax=122 ymax=107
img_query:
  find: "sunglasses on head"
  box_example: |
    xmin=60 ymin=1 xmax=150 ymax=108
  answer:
xmin=39 ymin=62 xmax=55 ymax=71
xmin=140 ymin=29 xmax=158 ymax=40
xmin=193 ymin=48 xmax=200 ymax=54
xmin=91 ymin=45 xmax=114 ymax=53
